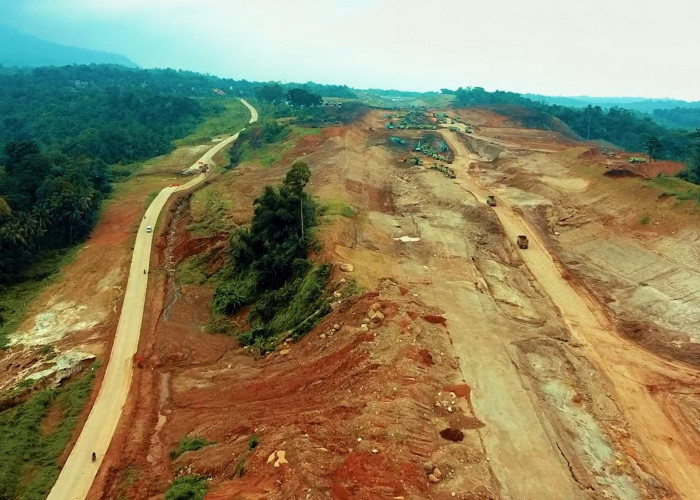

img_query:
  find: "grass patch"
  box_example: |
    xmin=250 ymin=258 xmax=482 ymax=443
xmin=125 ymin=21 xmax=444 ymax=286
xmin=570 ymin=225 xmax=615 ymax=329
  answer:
xmin=109 ymin=162 xmax=140 ymax=182
xmin=647 ymin=175 xmax=700 ymax=203
xmin=187 ymin=185 xmax=232 ymax=237
xmin=144 ymin=189 xmax=160 ymax=208
xmin=320 ymin=200 xmax=355 ymax=220
xmin=344 ymin=277 xmax=364 ymax=297
xmin=170 ymin=436 xmax=215 ymax=459
xmin=177 ymin=254 xmax=211 ymax=286
xmin=236 ymin=139 xmax=293 ymax=168
xmin=115 ymin=466 xmax=140 ymax=500
xmin=164 ymin=474 xmax=208 ymax=500
xmin=229 ymin=122 xmax=319 ymax=169
xmin=174 ymin=99 xmax=250 ymax=147
xmin=0 ymin=363 xmax=98 ymax=499
xmin=0 ymin=247 xmax=80 ymax=348
xmin=294 ymin=127 xmax=322 ymax=138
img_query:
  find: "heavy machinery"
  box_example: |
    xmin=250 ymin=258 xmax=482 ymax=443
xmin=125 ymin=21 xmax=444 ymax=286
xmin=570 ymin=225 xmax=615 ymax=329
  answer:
xmin=517 ymin=235 xmax=529 ymax=249
xmin=486 ymin=195 xmax=496 ymax=207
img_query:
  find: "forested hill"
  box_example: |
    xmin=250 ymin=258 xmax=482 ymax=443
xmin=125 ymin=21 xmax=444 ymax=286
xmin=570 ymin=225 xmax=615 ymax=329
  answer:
xmin=0 ymin=24 xmax=136 ymax=68
xmin=0 ymin=64 xmax=254 ymax=287
xmin=0 ymin=65 xmax=261 ymax=162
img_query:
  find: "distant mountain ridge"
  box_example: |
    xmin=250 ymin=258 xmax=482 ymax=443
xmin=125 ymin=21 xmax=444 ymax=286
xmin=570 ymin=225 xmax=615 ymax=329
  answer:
xmin=522 ymin=93 xmax=700 ymax=113
xmin=0 ymin=24 xmax=136 ymax=68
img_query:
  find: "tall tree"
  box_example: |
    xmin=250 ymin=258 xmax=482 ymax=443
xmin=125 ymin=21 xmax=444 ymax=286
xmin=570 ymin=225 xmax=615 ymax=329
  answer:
xmin=682 ymin=129 xmax=700 ymax=184
xmin=286 ymin=88 xmax=322 ymax=107
xmin=256 ymin=84 xmax=286 ymax=103
xmin=645 ymin=135 xmax=662 ymax=161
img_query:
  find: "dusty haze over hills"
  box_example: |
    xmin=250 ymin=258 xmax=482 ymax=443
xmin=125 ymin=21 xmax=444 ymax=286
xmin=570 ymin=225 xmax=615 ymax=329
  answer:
xmin=0 ymin=24 xmax=136 ymax=68
xmin=1 ymin=0 xmax=699 ymax=100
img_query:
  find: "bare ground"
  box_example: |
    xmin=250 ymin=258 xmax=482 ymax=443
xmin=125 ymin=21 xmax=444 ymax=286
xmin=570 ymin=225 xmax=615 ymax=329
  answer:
xmin=5 ymin=109 xmax=700 ymax=499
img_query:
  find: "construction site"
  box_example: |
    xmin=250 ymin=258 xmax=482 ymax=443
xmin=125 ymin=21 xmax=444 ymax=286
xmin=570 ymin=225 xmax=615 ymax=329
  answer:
xmin=2 ymin=103 xmax=700 ymax=499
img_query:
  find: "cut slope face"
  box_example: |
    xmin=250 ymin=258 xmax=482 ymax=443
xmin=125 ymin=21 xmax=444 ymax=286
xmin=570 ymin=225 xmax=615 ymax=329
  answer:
xmin=101 ymin=108 xmax=699 ymax=499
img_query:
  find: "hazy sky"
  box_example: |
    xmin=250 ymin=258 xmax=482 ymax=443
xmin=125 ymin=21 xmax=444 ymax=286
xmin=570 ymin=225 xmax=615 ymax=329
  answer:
xmin=2 ymin=0 xmax=699 ymax=99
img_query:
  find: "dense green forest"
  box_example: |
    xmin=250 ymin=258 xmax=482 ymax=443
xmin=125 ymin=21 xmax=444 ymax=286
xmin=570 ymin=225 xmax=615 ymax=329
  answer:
xmin=651 ymin=108 xmax=700 ymax=130
xmin=453 ymin=86 xmax=700 ymax=182
xmin=0 ymin=65 xmax=254 ymax=290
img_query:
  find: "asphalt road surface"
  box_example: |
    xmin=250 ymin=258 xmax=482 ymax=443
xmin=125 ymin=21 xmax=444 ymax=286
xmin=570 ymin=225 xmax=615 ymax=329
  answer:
xmin=47 ymin=99 xmax=257 ymax=500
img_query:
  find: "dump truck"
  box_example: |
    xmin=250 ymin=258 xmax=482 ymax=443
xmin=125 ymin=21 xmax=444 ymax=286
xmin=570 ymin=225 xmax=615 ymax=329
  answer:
xmin=517 ymin=235 xmax=529 ymax=249
xmin=486 ymin=195 xmax=496 ymax=207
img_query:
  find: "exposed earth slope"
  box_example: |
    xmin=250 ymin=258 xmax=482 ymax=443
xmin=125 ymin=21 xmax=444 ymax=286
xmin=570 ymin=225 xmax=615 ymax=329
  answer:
xmin=94 ymin=108 xmax=700 ymax=499
xmin=46 ymin=99 xmax=256 ymax=500
xmin=3 ymin=104 xmax=700 ymax=500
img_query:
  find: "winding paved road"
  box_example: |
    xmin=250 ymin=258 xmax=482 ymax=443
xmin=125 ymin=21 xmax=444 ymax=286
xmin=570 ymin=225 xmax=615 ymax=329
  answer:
xmin=47 ymin=99 xmax=257 ymax=500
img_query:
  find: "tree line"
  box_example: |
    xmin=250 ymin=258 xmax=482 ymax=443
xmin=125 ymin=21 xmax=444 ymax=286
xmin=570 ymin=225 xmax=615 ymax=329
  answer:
xmin=0 ymin=65 xmax=235 ymax=290
xmin=452 ymin=86 xmax=700 ymax=182
xmin=0 ymin=140 xmax=109 ymax=285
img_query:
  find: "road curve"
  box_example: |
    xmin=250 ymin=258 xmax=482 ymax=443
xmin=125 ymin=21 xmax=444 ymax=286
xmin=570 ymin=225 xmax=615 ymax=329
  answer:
xmin=47 ymin=98 xmax=257 ymax=500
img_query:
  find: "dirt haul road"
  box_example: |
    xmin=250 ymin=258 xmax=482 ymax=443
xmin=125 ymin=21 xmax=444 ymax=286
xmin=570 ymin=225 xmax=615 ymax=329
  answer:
xmin=441 ymin=129 xmax=700 ymax=498
xmin=47 ymin=99 xmax=257 ymax=500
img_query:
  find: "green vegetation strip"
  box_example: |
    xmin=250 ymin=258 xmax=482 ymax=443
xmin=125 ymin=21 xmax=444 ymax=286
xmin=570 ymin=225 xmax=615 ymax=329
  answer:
xmin=0 ymin=364 xmax=97 ymax=499
xmin=164 ymin=475 xmax=208 ymax=500
xmin=648 ymin=175 xmax=700 ymax=203
xmin=212 ymin=162 xmax=331 ymax=353
xmin=170 ymin=436 xmax=215 ymax=459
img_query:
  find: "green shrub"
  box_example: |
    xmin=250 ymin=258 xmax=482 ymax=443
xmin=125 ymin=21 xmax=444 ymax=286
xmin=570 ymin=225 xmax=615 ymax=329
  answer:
xmin=268 ymin=264 xmax=331 ymax=338
xmin=212 ymin=269 xmax=258 ymax=316
xmin=164 ymin=475 xmax=207 ymax=500
xmin=248 ymin=434 xmax=259 ymax=450
xmin=170 ymin=436 xmax=215 ymax=459
xmin=227 ymin=120 xmax=290 ymax=167
xmin=640 ymin=215 xmax=651 ymax=225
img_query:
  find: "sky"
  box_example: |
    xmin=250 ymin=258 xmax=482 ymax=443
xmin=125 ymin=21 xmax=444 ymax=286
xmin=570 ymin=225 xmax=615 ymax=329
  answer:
xmin=1 ymin=0 xmax=699 ymax=100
